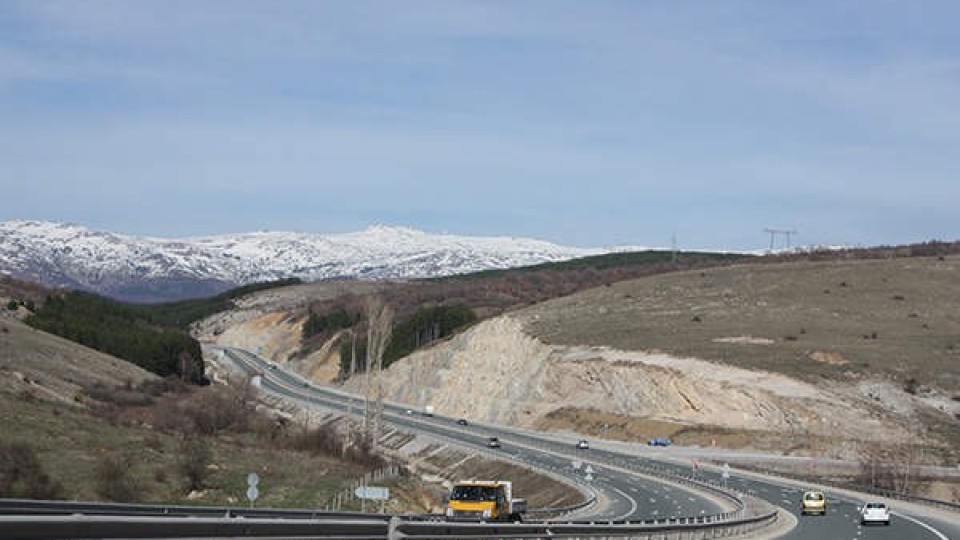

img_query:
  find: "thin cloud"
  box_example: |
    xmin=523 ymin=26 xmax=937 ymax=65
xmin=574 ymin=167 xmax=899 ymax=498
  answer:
xmin=1 ymin=1 xmax=959 ymax=248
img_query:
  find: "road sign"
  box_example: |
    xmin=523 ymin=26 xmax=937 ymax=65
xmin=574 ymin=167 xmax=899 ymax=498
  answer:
xmin=572 ymin=460 xmax=582 ymax=470
xmin=584 ymin=465 xmax=595 ymax=475
xmin=721 ymin=463 xmax=731 ymax=480
xmin=354 ymin=486 xmax=390 ymax=500
xmin=247 ymin=473 xmax=260 ymax=487
xmin=246 ymin=485 xmax=259 ymax=503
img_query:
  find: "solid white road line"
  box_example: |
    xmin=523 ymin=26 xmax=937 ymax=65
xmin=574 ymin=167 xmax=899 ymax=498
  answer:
xmin=892 ymin=512 xmax=950 ymax=540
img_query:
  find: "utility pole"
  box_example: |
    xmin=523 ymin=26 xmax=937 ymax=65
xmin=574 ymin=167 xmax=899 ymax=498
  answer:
xmin=763 ymin=228 xmax=798 ymax=251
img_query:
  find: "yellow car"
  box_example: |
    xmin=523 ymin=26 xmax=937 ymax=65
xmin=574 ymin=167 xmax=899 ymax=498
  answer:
xmin=801 ymin=490 xmax=827 ymax=515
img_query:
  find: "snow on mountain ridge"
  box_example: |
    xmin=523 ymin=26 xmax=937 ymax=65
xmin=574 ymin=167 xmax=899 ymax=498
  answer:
xmin=0 ymin=220 xmax=608 ymax=302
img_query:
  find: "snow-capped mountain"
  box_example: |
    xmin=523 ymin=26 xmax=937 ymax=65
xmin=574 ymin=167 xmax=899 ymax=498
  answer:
xmin=0 ymin=220 xmax=609 ymax=302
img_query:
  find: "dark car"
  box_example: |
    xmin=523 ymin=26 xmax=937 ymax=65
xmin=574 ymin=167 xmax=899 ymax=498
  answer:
xmin=456 ymin=418 xmax=469 ymax=426
xmin=487 ymin=437 xmax=501 ymax=448
xmin=648 ymin=437 xmax=672 ymax=447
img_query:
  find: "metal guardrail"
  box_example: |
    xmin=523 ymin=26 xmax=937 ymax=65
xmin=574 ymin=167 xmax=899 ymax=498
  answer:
xmin=0 ymin=454 xmax=782 ymax=540
xmin=728 ymin=462 xmax=960 ymax=513
xmin=0 ymin=509 xmax=780 ymax=540
xmin=0 ymin=514 xmax=387 ymax=540
xmin=0 ymin=498 xmax=387 ymax=520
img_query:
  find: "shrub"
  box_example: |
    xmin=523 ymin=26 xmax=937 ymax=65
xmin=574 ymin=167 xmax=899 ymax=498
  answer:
xmin=84 ymin=382 xmax=155 ymax=407
xmin=182 ymin=384 xmax=257 ymax=436
xmin=95 ymin=451 xmax=138 ymax=502
xmin=177 ymin=438 xmax=212 ymax=492
xmin=289 ymin=425 xmax=340 ymax=456
xmin=0 ymin=441 xmax=63 ymax=499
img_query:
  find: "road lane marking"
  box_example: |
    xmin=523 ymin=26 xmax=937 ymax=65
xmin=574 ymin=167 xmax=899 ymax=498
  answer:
xmin=892 ymin=512 xmax=950 ymax=540
xmin=608 ymin=485 xmax=639 ymax=521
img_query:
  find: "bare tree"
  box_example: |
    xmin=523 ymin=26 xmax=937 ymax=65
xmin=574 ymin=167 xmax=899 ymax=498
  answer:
xmin=362 ymin=296 xmax=393 ymax=451
xmin=857 ymin=439 xmax=922 ymax=494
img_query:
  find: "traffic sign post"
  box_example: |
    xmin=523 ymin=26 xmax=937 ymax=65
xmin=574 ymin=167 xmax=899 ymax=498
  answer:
xmin=722 ymin=463 xmax=731 ymax=488
xmin=355 ymin=486 xmax=390 ymax=513
xmin=583 ymin=464 xmax=595 ymax=482
xmin=247 ymin=473 xmax=260 ymax=507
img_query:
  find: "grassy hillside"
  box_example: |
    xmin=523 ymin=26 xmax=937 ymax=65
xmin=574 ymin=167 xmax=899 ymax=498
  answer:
xmin=0 ymin=317 xmax=399 ymax=506
xmin=0 ymin=315 xmax=578 ymax=510
xmin=521 ymin=256 xmax=960 ymax=394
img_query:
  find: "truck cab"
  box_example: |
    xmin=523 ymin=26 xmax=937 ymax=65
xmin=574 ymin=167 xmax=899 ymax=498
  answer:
xmin=445 ymin=480 xmax=526 ymax=522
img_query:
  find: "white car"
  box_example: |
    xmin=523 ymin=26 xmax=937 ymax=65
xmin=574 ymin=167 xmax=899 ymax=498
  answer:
xmin=576 ymin=439 xmax=590 ymax=450
xmin=860 ymin=502 xmax=891 ymax=526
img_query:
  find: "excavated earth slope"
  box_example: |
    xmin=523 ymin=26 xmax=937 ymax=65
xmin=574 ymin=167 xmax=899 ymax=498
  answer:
xmin=198 ymin=257 xmax=960 ymax=462
xmin=342 ymin=317 xmax=918 ymax=445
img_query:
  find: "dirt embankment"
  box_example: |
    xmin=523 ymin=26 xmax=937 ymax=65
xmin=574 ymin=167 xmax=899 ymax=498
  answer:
xmin=192 ymin=259 xmax=960 ymax=462
xmin=193 ymin=281 xmax=387 ymax=383
xmin=342 ymin=316 xmax=950 ymax=458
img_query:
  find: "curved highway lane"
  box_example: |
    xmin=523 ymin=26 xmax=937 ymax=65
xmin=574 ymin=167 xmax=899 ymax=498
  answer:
xmin=220 ymin=347 xmax=726 ymax=522
xmin=218 ymin=347 xmax=958 ymax=538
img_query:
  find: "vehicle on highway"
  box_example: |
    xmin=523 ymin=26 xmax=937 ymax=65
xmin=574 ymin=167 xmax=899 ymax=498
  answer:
xmin=801 ymin=490 xmax=827 ymax=516
xmin=860 ymin=501 xmax=891 ymax=526
xmin=647 ymin=437 xmax=672 ymax=446
xmin=457 ymin=418 xmax=469 ymax=426
xmin=487 ymin=436 xmax=501 ymax=448
xmin=576 ymin=439 xmax=590 ymax=450
xmin=445 ymin=480 xmax=526 ymax=522
xmin=423 ymin=405 xmax=435 ymax=417
xmin=405 ymin=409 xmax=413 ymax=415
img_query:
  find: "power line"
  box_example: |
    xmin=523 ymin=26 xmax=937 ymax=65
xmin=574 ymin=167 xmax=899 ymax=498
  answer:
xmin=764 ymin=228 xmax=798 ymax=250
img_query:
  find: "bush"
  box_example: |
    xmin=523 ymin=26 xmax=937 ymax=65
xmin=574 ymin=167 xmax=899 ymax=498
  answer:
xmin=0 ymin=441 xmax=63 ymax=499
xmin=177 ymin=438 xmax=212 ymax=492
xmin=288 ymin=424 xmax=340 ymax=456
xmin=84 ymin=382 xmax=155 ymax=407
xmin=182 ymin=384 xmax=257 ymax=436
xmin=95 ymin=451 xmax=138 ymax=502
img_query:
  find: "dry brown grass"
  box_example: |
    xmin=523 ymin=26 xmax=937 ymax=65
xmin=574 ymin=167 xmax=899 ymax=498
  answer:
xmin=0 ymin=316 xmax=410 ymax=507
xmin=522 ymin=256 xmax=960 ymax=394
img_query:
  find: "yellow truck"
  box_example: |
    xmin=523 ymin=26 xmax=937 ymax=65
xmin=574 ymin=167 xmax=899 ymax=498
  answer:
xmin=445 ymin=480 xmax=527 ymax=522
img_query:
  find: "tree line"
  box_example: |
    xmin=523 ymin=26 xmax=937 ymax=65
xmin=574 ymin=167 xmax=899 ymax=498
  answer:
xmin=26 ymin=292 xmax=206 ymax=383
xmin=334 ymin=303 xmax=477 ymax=376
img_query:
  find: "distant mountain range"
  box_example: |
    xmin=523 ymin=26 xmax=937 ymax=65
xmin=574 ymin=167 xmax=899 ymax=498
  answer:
xmin=0 ymin=220 xmax=616 ymax=302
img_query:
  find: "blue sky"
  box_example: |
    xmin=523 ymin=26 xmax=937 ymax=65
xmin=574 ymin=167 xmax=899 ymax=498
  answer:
xmin=2 ymin=1 xmax=959 ymax=250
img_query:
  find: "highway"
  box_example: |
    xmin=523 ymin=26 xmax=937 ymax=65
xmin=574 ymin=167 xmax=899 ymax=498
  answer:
xmin=219 ymin=347 xmax=959 ymax=539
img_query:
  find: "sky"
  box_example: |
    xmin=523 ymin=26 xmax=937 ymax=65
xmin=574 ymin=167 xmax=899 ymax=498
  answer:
xmin=2 ymin=1 xmax=959 ymax=250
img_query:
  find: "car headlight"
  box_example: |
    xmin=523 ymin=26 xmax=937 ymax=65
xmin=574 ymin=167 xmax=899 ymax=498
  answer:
xmin=482 ymin=509 xmax=492 ymax=518
xmin=445 ymin=508 xmax=453 ymax=517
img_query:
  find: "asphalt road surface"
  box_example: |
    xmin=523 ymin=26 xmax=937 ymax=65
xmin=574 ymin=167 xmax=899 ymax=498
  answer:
xmin=218 ymin=347 xmax=959 ymax=539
